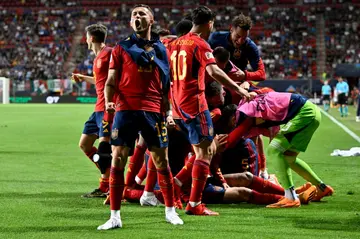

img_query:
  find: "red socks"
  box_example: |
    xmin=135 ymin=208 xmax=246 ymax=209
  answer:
xmin=109 ymin=166 xmax=125 ymax=210
xmin=189 ymin=159 xmax=210 ymax=203
xmin=136 ymin=162 xmax=147 ymax=184
xmin=123 ymin=188 xmax=143 ymax=202
xmin=99 ymin=178 xmax=109 ymax=193
xmin=256 ymin=136 xmax=266 ymax=171
xmin=125 ymin=145 xmax=146 ymax=186
xmin=157 ymin=167 xmax=174 ymax=207
xmin=250 ymin=176 xmax=284 ymax=195
xmin=248 ymin=190 xmax=282 ymax=204
xmin=175 ymin=154 xmax=195 ymax=185
xmin=144 ymin=155 xmax=157 ymax=192
xmin=85 ymin=146 xmax=100 ymax=170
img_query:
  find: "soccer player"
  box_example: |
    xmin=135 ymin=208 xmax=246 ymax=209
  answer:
xmin=97 ymin=4 xmax=183 ymax=230
xmin=335 ymin=77 xmax=349 ymax=117
xmin=71 ymin=24 xmax=112 ymax=198
xmin=208 ymin=14 xmax=266 ymax=82
xmin=223 ymin=91 xmax=334 ymax=207
xmin=161 ymin=19 xmax=193 ymax=47
xmin=321 ymin=80 xmax=332 ymax=112
xmin=210 ymin=47 xmax=269 ymax=178
xmin=167 ymin=6 xmax=251 ymax=216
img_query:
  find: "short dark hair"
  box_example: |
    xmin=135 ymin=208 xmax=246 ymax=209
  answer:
xmin=132 ymin=4 xmax=154 ymax=17
xmin=213 ymin=47 xmax=230 ymax=63
xmin=232 ymin=13 xmax=252 ymax=30
xmin=191 ymin=6 xmax=215 ymax=25
xmin=175 ymin=20 xmax=193 ymax=37
xmin=85 ymin=24 xmax=107 ymax=43
xmin=219 ymin=104 xmax=237 ymax=124
xmin=205 ymin=81 xmax=222 ymax=98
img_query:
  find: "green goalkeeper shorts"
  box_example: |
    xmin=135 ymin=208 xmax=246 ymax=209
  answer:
xmin=272 ymin=100 xmax=321 ymax=152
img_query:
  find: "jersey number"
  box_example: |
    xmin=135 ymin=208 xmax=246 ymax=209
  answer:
xmin=170 ymin=50 xmax=187 ymax=81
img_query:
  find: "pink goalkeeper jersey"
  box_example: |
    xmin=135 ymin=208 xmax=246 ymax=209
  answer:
xmin=236 ymin=92 xmax=292 ymax=122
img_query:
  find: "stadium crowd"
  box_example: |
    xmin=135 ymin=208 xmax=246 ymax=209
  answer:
xmin=1 ymin=1 xmax=359 ymax=88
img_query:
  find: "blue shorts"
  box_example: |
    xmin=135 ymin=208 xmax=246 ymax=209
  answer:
xmin=176 ymin=110 xmax=214 ymax=145
xmin=220 ymin=138 xmax=259 ymax=176
xmin=111 ymin=111 xmax=168 ymax=149
xmin=202 ymin=178 xmax=226 ymax=204
xmin=82 ymin=112 xmax=111 ymax=138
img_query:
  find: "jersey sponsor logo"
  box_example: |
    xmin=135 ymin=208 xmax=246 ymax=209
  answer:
xmin=233 ymin=48 xmax=241 ymax=59
xmin=111 ymin=128 xmax=118 ymax=140
xmin=205 ymin=52 xmax=214 ymax=60
xmin=97 ymin=59 xmax=102 ymax=68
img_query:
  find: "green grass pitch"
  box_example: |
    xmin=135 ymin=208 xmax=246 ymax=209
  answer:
xmin=0 ymin=104 xmax=359 ymax=239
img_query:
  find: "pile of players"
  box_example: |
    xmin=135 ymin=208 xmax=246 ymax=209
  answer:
xmin=71 ymin=4 xmax=334 ymax=230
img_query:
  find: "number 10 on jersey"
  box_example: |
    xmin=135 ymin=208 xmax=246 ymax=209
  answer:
xmin=170 ymin=50 xmax=187 ymax=81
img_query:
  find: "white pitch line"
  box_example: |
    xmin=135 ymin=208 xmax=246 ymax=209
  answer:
xmin=318 ymin=107 xmax=360 ymax=144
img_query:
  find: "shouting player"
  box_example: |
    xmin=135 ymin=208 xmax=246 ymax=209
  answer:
xmin=72 ymin=24 xmax=112 ymax=198
xmin=97 ymin=4 xmax=183 ymax=230
xmin=167 ymin=6 xmax=251 ymax=216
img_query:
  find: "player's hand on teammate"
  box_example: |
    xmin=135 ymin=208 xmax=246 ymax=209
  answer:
xmin=233 ymin=69 xmax=246 ymax=81
xmin=214 ymin=134 xmax=228 ymax=153
xmin=166 ymin=115 xmax=176 ymax=128
xmin=222 ymin=183 xmax=230 ymax=189
xmin=105 ymin=102 xmax=116 ymax=113
xmin=236 ymin=86 xmax=252 ymax=102
xmin=249 ymin=91 xmax=257 ymax=100
xmin=71 ymin=73 xmax=83 ymax=83
xmin=240 ymin=81 xmax=250 ymax=90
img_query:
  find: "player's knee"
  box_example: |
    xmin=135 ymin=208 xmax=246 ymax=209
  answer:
xmin=242 ymin=172 xmax=253 ymax=183
xmin=235 ymin=187 xmax=250 ymax=201
xmin=150 ymin=148 xmax=168 ymax=169
xmin=79 ymin=141 xmax=90 ymax=153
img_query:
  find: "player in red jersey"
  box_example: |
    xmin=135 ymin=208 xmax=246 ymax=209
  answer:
xmin=97 ymin=4 xmax=183 ymax=230
xmin=123 ymin=19 xmax=194 ymax=192
xmin=71 ymin=24 xmax=113 ymax=198
xmin=167 ymin=6 xmax=252 ymax=216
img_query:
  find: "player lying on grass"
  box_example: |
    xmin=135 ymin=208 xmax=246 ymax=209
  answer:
xmin=221 ymin=90 xmax=334 ymax=208
xmin=71 ymin=24 xmax=113 ymax=198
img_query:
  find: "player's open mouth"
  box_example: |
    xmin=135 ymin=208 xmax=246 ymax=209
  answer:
xmin=135 ymin=19 xmax=141 ymax=30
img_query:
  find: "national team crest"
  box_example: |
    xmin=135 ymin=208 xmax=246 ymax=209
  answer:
xmin=97 ymin=59 xmax=102 ymax=68
xmin=111 ymin=128 xmax=118 ymax=140
xmin=234 ymin=48 xmax=241 ymax=59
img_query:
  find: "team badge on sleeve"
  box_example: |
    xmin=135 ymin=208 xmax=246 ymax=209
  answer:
xmin=111 ymin=128 xmax=118 ymax=140
xmin=205 ymin=52 xmax=214 ymax=60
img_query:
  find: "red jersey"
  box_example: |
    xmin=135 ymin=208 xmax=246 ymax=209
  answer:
xmin=167 ymin=32 xmax=216 ymax=120
xmin=93 ymin=46 xmax=112 ymax=112
xmin=109 ymin=45 xmax=163 ymax=113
